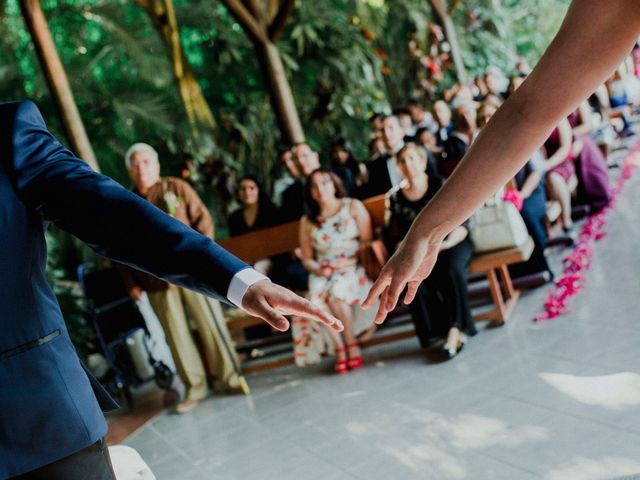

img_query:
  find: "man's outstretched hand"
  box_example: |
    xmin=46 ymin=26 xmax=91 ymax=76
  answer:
xmin=242 ymin=280 xmax=343 ymax=332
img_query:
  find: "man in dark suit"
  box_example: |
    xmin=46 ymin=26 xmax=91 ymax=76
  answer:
xmin=278 ymin=142 xmax=320 ymax=222
xmin=364 ymin=115 xmax=406 ymax=198
xmin=0 ymin=100 xmax=342 ymax=480
xmin=364 ymin=115 xmax=439 ymax=198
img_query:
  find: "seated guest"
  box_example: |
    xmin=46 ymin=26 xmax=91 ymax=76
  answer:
xmin=473 ymin=74 xmax=489 ymax=101
xmin=407 ymin=98 xmax=437 ymax=133
xmin=393 ymin=107 xmax=415 ymax=139
xmin=438 ymin=103 xmax=477 ymax=178
xmin=433 ymin=100 xmax=455 ymax=147
xmin=384 ymin=143 xmax=476 ymax=358
xmin=507 ymin=74 xmax=527 ymax=98
xmin=279 ymin=142 xmax=320 ymax=222
xmin=483 ymin=66 xmax=508 ymax=102
xmin=228 ymin=175 xmax=280 ymax=237
xmin=298 ymin=169 xmax=375 ymax=373
xmin=368 ymin=135 xmax=387 ymax=160
xmin=369 ymin=112 xmax=385 ymax=139
xmin=507 ymin=72 xmax=577 ymax=229
xmin=479 ymin=103 xmax=553 ymax=278
xmin=227 ymin=175 xmax=280 ymax=339
xmin=450 ymin=83 xmax=476 ymax=109
xmin=364 ymin=115 xmax=406 ymax=197
xmin=414 ymin=127 xmax=440 ymax=154
xmin=272 ymin=145 xmax=297 ymax=207
xmin=119 ymin=143 xmax=244 ymax=413
xmin=365 ymin=115 xmax=439 ymax=198
xmin=606 ymin=68 xmax=633 ymax=136
xmin=567 ymin=101 xmax=612 ymax=212
xmin=543 ymin=117 xmax=576 ymax=231
xmin=330 ymin=137 xmax=366 ymax=197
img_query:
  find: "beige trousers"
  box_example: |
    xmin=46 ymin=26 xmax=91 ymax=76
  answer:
xmin=148 ymin=287 xmax=241 ymax=401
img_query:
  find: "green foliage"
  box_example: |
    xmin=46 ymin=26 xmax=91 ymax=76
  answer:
xmin=452 ymin=0 xmax=571 ymax=78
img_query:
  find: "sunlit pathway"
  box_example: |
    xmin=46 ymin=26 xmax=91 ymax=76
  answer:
xmin=125 ymin=143 xmax=640 ymax=480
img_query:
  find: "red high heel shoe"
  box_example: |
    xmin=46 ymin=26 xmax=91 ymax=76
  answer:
xmin=334 ymin=348 xmax=348 ymax=374
xmin=346 ymin=343 xmax=363 ymax=370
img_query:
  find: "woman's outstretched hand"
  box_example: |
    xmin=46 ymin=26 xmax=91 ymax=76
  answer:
xmin=362 ymin=232 xmax=442 ymax=324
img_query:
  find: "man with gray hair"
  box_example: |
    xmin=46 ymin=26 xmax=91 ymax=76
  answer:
xmin=120 ymin=142 xmax=245 ymax=413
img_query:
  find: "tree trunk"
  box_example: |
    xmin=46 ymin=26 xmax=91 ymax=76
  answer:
xmin=428 ymin=0 xmax=466 ymax=84
xmin=219 ymin=0 xmax=304 ymax=145
xmin=254 ymin=39 xmax=305 ymax=144
xmin=19 ymin=0 xmax=100 ymax=171
xmin=139 ymin=0 xmax=216 ymax=133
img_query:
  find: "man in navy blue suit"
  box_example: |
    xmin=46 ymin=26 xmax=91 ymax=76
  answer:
xmin=0 ymin=100 xmax=342 ymax=480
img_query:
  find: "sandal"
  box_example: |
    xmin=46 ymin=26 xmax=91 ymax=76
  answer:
xmin=346 ymin=343 xmax=363 ymax=370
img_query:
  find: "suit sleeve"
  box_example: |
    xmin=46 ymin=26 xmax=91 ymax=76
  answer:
xmin=8 ymin=101 xmax=249 ymax=303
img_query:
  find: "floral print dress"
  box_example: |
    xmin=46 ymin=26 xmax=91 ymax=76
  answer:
xmin=308 ymin=198 xmax=371 ymax=306
xmin=291 ymin=198 xmax=376 ymax=366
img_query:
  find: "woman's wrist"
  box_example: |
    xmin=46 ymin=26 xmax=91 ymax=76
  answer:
xmin=409 ymin=216 xmax=454 ymax=248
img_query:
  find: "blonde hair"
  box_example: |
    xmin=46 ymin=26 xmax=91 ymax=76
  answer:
xmin=397 ymin=142 xmax=427 ymax=164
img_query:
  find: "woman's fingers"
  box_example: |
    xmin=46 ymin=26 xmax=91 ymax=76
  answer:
xmin=384 ymin=276 xmax=407 ymax=313
xmin=362 ymin=273 xmax=391 ymax=309
xmin=374 ymin=286 xmax=390 ymax=324
xmin=403 ymin=280 xmax=420 ymax=305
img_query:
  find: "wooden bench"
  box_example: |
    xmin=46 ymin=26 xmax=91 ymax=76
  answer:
xmin=220 ymin=194 xmax=533 ymax=371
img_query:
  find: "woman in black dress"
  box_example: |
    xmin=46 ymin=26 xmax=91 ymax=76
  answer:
xmin=228 ymin=175 xmax=280 ymax=236
xmin=227 ymin=175 xmax=281 ymax=339
xmin=384 ymin=143 xmax=476 ymax=358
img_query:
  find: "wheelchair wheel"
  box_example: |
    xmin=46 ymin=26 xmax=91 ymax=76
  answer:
xmin=153 ymin=361 xmax=174 ymax=390
xmin=105 ymin=377 xmax=134 ymax=411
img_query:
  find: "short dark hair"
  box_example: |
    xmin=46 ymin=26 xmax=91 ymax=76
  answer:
xmin=277 ymin=144 xmax=293 ymax=157
xmin=369 ymin=112 xmax=384 ymax=123
xmin=392 ymin=107 xmax=411 ymax=117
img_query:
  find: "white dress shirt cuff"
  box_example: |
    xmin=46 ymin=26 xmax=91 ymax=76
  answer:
xmin=227 ymin=268 xmax=269 ymax=308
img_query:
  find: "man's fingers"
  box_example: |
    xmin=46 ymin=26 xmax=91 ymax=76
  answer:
xmin=362 ymin=274 xmax=390 ymax=309
xmin=281 ymin=293 xmax=344 ymax=332
xmin=257 ymin=298 xmax=290 ymax=332
xmin=404 ymin=281 xmax=420 ymax=305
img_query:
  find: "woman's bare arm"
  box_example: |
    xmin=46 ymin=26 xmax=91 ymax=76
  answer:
xmin=364 ymin=0 xmax=640 ymax=322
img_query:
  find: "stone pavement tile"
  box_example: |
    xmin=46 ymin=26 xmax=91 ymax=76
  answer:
xmin=124 ymin=425 xmax=187 ymax=468
xmin=480 ymin=412 xmax=640 ymax=478
xmin=197 ymin=436 xmax=358 ymax=480
xmin=344 ymin=448 xmax=542 ymax=480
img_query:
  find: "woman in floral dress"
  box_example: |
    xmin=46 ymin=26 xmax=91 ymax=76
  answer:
xmin=297 ymin=169 xmax=375 ymax=373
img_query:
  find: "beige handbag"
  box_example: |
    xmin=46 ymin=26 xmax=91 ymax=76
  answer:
xmin=469 ymin=192 xmax=529 ymax=253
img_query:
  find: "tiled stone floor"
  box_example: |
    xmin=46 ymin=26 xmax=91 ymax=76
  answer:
xmin=124 ymin=144 xmax=640 ymax=480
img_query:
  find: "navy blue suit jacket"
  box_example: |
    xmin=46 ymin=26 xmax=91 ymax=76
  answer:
xmin=0 ymin=101 xmax=249 ymax=478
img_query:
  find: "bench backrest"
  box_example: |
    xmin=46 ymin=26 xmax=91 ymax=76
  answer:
xmin=219 ymin=195 xmax=386 ymax=264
